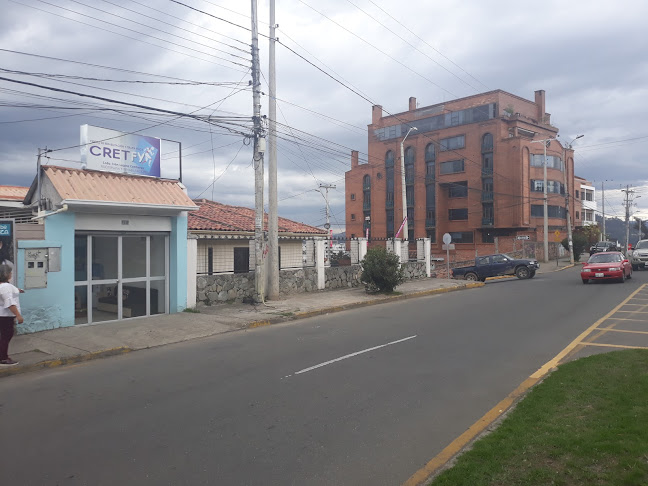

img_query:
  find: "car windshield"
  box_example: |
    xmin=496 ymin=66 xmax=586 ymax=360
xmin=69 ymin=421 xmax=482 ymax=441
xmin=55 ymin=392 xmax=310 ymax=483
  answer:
xmin=635 ymin=241 xmax=648 ymax=249
xmin=588 ymin=253 xmax=622 ymax=263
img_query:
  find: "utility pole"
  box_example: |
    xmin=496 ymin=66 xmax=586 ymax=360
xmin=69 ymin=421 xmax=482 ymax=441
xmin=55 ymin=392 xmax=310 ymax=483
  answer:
xmin=319 ymin=183 xmax=336 ymax=264
xmin=563 ymin=135 xmax=584 ymax=264
xmin=399 ymin=127 xmax=417 ymax=251
xmin=531 ymin=137 xmax=556 ymax=263
xmin=251 ymin=0 xmax=265 ymax=303
xmin=267 ymin=0 xmax=279 ymax=299
xmin=601 ymin=181 xmax=606 ymax=241
xmin=622 ymin=185 xmax=635 ymax=257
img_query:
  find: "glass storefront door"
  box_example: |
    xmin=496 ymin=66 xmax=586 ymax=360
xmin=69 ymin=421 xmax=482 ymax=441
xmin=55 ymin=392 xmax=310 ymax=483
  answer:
xmin=74 ymin=233 xmax=169 ymax=325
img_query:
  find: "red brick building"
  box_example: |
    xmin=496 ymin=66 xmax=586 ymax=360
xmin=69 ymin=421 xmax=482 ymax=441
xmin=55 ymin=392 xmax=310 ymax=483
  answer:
xmin=345 ymin=89 xmax=580 ymax=258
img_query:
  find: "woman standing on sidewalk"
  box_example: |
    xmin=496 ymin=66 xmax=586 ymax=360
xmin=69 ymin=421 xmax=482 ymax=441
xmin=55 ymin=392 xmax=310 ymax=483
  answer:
xmin=0 ymin=264 xmax=23 ymax=365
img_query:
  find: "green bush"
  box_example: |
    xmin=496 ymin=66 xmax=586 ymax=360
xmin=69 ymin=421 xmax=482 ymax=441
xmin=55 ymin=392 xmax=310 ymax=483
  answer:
xmin=360 ymin=246 xmax=404 ymax=293
xmin=561 ymin=233 xmax=588 ymax=261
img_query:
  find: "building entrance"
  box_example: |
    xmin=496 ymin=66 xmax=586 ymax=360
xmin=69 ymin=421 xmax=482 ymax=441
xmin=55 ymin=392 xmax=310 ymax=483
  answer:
xmin=74 ymin=233 xmax=169 ymax=324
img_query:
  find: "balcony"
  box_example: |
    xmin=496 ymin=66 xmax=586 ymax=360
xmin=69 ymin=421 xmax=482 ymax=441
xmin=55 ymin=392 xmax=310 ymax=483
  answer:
xmin=481 ymin=191 xmax=494 ymax=202
xmin=363 ymin=201 xmax=371 ymax=211
xmin=385 ymin=200 xmax=394 ymax=209
xmin=481 ymin=167 xmax=493 ymax=177
xmin=425 ymin=218 xmax=436 ymax=228
xmin=482 ymin=217 xmax=494 ymax=226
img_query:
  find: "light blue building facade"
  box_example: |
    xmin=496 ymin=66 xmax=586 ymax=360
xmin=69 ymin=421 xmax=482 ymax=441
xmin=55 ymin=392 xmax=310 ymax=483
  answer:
xmin=17 ymin=166 xmax=196 ymax=334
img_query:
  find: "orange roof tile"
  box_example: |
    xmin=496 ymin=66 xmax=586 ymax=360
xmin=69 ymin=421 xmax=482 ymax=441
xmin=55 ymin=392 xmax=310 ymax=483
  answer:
xmin=43 ymin=166 xmax=196 ymax=207
xmin=0 ymin=185 xmax=29 ymax=201
xmin=189 ymin=199 xmax=326 ymax=235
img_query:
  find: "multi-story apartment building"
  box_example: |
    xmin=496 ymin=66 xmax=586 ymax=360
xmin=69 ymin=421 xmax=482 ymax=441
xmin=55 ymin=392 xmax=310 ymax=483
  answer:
xmin=345 ymin=89 xmax=579 ymax=258
xmin=574 ymin=176 xmax=597 ymax=227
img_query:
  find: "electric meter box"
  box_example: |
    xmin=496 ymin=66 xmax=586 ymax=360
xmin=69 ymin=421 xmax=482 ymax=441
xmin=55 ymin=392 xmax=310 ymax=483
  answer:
xmin=24 ymin=247 xmax=61 ymax=289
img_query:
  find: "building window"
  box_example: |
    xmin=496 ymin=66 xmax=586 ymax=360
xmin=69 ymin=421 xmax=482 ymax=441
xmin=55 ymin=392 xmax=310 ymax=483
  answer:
xmin=440 ymin=159 xmax=465 ymax=174
xmin=530 ymin=180 xmax=564 ymax=194
xmin=406 ymin=186 xmax=414 ymax=206
xmin=440 ymin=135 xmax=465 ymax=151
xmin=482 ymin=133 xmax=493 ymax=152
xmin=386 ymin=166 xmax=394 ymax=205
xmin=531 ymin=205 xmax=566 ymax=219
xmin=427 ymin=230 xmax=436 ymax=243
xmin=351 ymin=214 xmax=356 ymax=221
xmin=450 ymin=231 xmax=474 ymax=243
xmin=575 ymin=190 xmax=580 ymax=199
xmin=576 ymin=211 xmax=580 ymax=220
xmin=585 ymin=191 xmax=593 ymax=201
xmin=482 ymin=178 xmax=493 ymax=193
xmin=531 ymin=154 xmax=563 ymax=171
xmin=426 ymin=183 xmax=435 ymax=210
xmin=386 ymin=209 xmax=394 ymax=238
xmin=234 ymin=247 xmax=250 ymax=274
xmin=350 ymin=193 xmax=355 ymax=201
xmin=449 ymin=208 xmax=468 ymax=220
xmin=448 ymin=181 xmax=468 ymax=198
xmin=363 ymin=174 xmax=371 ymax=190
xmin=385 ymin=150 xmax=394 ymax=167
xmin=405 ymin=146 xmax=415 ymax=166
xmin=207 ymin=247 xmax=213 ymax=275
xmin=425 ymin=143 xmax=436 ymax=163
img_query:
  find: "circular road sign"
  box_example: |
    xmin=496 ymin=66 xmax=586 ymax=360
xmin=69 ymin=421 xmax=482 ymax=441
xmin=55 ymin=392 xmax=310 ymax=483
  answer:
xmin=443 ymin=233 xmax=452 ymax=245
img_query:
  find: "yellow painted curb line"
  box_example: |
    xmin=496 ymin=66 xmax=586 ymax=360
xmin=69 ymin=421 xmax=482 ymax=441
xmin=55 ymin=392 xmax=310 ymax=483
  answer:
xmin=0 ymin=346 xmax=132 ymax=379
xmin=402 ymin=283 xmax=647 ymax=486
xmin=245 ymin=283 xmax=485 ymax=331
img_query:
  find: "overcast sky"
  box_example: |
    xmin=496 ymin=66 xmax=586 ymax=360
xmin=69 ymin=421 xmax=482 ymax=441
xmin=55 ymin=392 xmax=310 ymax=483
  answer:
xmin=1 ymin=0 xmax=647 ymax=231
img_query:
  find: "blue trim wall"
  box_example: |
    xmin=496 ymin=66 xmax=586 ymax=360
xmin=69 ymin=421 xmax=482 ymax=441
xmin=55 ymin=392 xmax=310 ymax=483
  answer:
xmin=170 ymin=213 xmax=188 ymax=312
xmin=18 ymin=212 xmax=76 ymax=333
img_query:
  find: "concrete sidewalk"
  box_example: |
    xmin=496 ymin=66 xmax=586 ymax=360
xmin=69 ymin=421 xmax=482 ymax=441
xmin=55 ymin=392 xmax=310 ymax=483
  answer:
xmin=2 ymin=259 xmax=574 ymax=378
xmin=2 ymin=277 xmax=482 ymax=378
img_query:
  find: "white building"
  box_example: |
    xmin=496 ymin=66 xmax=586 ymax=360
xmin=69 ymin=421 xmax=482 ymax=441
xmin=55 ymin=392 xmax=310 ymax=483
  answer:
xmin=575 ymin=176 xmax=597 ymax=227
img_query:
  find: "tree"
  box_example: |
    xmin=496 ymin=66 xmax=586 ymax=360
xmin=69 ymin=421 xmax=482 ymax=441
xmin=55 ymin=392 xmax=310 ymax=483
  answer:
xmin=576 ymin=225 xmax=601 ymax=246
xmin=561 ymin=233 xmax=588 ymax=261
xmin=360 ymin=246 xmax=404 ymax=293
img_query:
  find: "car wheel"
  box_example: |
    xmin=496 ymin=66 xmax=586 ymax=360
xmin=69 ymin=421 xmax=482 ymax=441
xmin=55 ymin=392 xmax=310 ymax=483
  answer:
xmin=515 ymin=266 xmax=530 ymax=279
xmin=465 ymin=272 xmax=478 ymax=282
xmin=582 ymin=279 xmax=589 ymax=284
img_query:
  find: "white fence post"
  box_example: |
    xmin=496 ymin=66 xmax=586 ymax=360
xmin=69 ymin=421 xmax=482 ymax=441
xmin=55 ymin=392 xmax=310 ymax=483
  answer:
xmin=315 ymin=239 xmax=326 ymax=290
xmin=351 ymin=238 xmax=359 ymax=264
xmin=187 ymin=235 xmax=197 ymax=308
xmin=424 ymin=238 xmax=431 ymax=277
xmin=391 ymin=239 xmax=402 ymax=264
xmin=358 ymin=238 xmax=367 ymax=263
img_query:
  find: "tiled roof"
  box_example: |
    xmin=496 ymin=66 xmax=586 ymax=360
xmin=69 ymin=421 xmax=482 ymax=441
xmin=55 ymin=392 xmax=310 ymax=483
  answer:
xmin=189 ymin=199 xmax=326 ymax=235
xmin=0 ymin=185 xmax=29 ymax=201
xmin=42 ymin=166 xmax=196 ymax=207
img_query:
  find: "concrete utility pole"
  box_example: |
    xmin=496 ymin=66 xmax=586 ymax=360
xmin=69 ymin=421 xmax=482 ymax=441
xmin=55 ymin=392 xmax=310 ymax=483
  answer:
xmin=531 ymin=137 xmax=557 ymax=263
xmin=601 ymin=181 xmax=606 ymax=241
xmin=319 ymin=183 xmax=336 ymax=264
xmin=251 ymin=0 xmax=265 ymax=303
xmin=622 ymin=185 xmax=635 ymax=257
xmin=563 ymin=135 xmax=584 ymax=264
xmin=267 ymin=0 xmax=279 ymax=299
xmin=399 ymin=127 xmax=417 ymax=248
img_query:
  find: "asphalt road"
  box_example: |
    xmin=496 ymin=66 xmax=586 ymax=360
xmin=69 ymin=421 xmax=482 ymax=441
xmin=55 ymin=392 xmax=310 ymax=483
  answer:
xmin=1 ymin=266 xmax=645 ymax=486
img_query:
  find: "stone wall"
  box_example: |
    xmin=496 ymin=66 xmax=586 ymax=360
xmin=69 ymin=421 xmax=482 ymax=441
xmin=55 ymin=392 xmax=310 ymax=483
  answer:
xmin=196 ymin=262 xmax=427 ymax=306
xmin=402 ymin=261 xmax=428 ymax=280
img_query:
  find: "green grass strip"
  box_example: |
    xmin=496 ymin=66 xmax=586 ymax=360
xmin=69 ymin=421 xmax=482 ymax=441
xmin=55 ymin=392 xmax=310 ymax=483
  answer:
xmin=430 ymin=350 xmax=648 ymax=486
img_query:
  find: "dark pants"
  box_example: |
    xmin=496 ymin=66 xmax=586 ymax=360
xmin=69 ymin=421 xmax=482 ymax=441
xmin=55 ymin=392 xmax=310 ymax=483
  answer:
xmin=0 ymin=316 xmax=15 ymax=361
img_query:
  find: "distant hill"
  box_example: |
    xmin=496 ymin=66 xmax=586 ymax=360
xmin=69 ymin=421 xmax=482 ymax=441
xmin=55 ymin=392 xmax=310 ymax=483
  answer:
xmin=595 ymin=215 xmax=646 ymax=244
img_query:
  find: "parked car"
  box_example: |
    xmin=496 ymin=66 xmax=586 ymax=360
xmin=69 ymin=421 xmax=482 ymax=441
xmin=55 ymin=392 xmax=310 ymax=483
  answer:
xmin=630 ymin=239 xmax=648 ymax=270
xmin=581 ymin=251 xmax=632 ymax=284
xmin=451 ymin=254 xmax=539 ymax=281
xmin=589 ymin=241 xmax=619 ymax=256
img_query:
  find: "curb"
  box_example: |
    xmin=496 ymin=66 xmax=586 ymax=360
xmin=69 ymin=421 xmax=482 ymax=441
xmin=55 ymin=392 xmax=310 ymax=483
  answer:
xmin=546 ymin=263 xmax=575 ymax=273
xmin=0 ymin=347 xmax=132 ymax=379
xmin=246 ymin=282 xmax=484 ymax=329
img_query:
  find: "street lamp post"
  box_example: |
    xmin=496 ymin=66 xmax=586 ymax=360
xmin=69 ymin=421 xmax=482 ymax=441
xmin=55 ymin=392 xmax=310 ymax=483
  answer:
xmin=531 ymin=136 xmax=557 ymax=263
xmin=563 ymin=135 xmax=584 ymax=264
xmin=400 ymin=126 xmax=417 ymax=253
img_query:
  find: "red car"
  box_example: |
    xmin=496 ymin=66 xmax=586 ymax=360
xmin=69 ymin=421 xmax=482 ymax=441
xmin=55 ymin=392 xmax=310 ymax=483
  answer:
xmin=581 ymin=251 xmax=632 ymax=284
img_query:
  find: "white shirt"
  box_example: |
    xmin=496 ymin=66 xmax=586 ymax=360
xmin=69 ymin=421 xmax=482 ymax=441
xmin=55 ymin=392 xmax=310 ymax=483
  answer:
xmin=0 ymin=282 xmax=20 ymax=317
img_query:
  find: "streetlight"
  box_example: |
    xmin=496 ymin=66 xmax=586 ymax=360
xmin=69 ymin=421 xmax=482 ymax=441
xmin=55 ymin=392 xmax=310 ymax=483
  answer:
xmin=563 ymin=134 xmax=584 ymax=264
xmin=400 ymin=126 xmax=417 ymax=254
xmin=531 ymin=136 xmax=558 ymax=263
